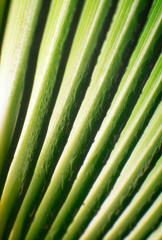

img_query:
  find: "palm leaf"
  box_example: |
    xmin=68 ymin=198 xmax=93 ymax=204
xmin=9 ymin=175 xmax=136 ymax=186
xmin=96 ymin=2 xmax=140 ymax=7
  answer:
xmin=0 ymin=0 xmax=161 ymax=239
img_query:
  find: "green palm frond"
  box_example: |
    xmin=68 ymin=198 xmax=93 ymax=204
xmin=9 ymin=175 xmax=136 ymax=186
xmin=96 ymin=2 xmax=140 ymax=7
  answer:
xmin=0 ymin=0 xmax=161 ymax=239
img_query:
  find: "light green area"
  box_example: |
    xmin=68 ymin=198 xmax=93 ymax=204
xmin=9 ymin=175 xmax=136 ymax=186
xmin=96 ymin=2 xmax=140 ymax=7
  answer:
xmin=0 ymin=0 xmax=42 ymax=176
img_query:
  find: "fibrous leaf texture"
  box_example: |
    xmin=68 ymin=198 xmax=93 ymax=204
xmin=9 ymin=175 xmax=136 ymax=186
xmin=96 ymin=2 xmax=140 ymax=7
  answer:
xmin=0 ymin=0 xmax=161 ymax=239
